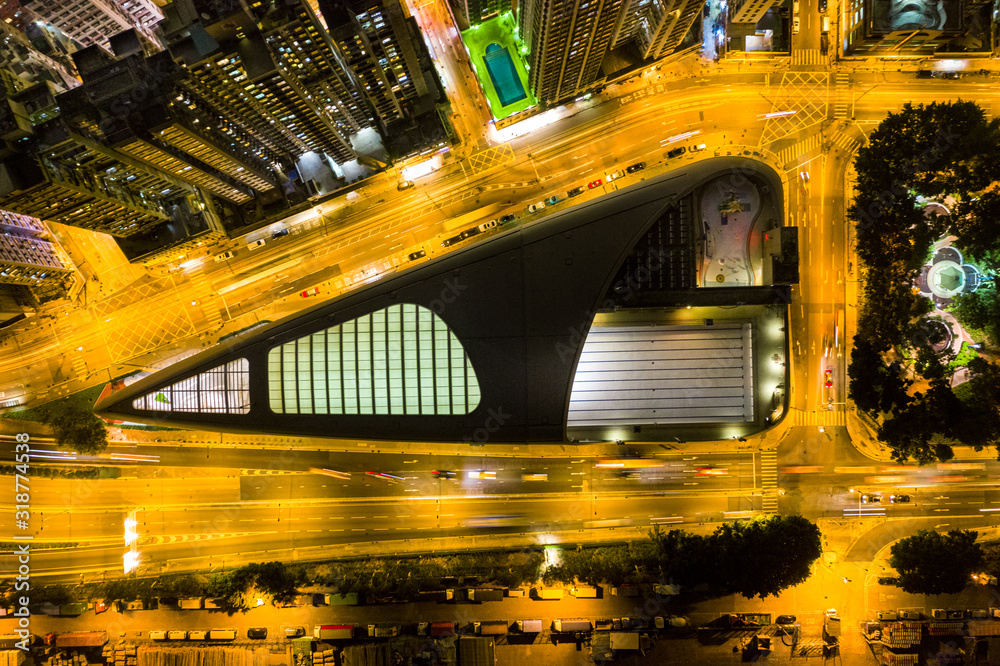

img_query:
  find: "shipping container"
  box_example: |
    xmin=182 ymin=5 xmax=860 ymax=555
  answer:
xmin=314 ymin=625 xmax=353 ymax=640
xmin=533 ymin=588 xmax=564 ymax=600
xmin=468 ymin=588 xmax=504 ymax=602
xmin=323 ymin=593 xmax=359 ymax=606
xmin=188 ymin=631 xmax=207 ymax=640
xmin=178 ymin=598 xmax=203 ymax=610
xmin=430 ymin=622 xmax=455 ymax=637
xmin=553 ymin=619 xmax=592 ymax=633
xmin=52 ymin=632 xmax=108 ymax=648
xmin=208 ymin=629 xmax=236 ymax=640
xmin=166 ymin=631 xmax=186 ymax=640
xmin=517 ymin=620 xmax=543 ymax=633
xmin=149 ymin=631 xmax=166 ymax=641
xmin=475 ymin=621 xmax=508 ymax=635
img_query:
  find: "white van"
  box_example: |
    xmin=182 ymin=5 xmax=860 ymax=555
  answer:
xmin=149 ymin=631 xmax=167 ymax=640
xmin=188 ymin=631 xmax=207 ymax=640
xmin=167 ymin=630 xmax=186 ymax=640
xmin=821 ymin=15 xmax=830 ymax=32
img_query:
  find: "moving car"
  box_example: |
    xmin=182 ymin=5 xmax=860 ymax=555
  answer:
xmin=889 ymin=494 xmax=910 ymax=503
xmin=528 ymin=202 xmax=546 ymax=213
xmin=691 ymin=143 xmax=707 ymax=152
xmin=567 ymin=186 xmax=586 ymax=197
xmin=248 ymin=628 xmax=267 ymax=639
xmin=625 ymin=162 xmax=646 ymax=173
xmin=300 ymin=287 xmax=320 ymax=298
xmin=521 ymin=473 xmax=548 ymax=481
xmin=821 ymin=15 xmax=830 ymax=32
xmin=695 ymin=466 xmax=727 ymax=476
xmin=468 ymin=470 xmax=496 ymax=480
xmin=248 ymin=239 xmax=266 ymax=250
xmin=433 ymin=470 xmax=457 ymax=480
xmin=499 ymin=214 xmax=517 ymax=224
xmin=271 ymin=228 xmax=289 ymax=239
xmin=407 ymin=249 xmax=426 ymax=261
xmin=667 ymin=147 xmax=685 ymax=159
xmin=606 ymin=169 xmax=625 ymax=181
xmin=793 ymin=0 xmax=799 ymax=11
xmin=397 ymin=180 xmax=414 ymax=191
xmin=825 ymin=368 xmax=833 ymax=387
xmin=860 ymin=493 xmax=881 ymax=503
xmin=213 ymin=250 xmax=236 ymax=262
xmin=587 ymin=179 xmax=603 ymax=189
xmin=819 ymin=0 xmax=827 ymax=10
xmin=792 ymin=16 xmax=800 ymax=34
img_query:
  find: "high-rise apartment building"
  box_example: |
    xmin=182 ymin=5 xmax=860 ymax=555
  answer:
xmin=320 ymin=0 xmax=432 ymax=128
xmin=0 ymin=210 xmax=74 ymax=295
xmin=518 ymin=0 xmax=626 ymax=104
xmin=449 ymin=0 xmax=510 ymax=28
xmin=612 ymin=0 xmax=703 ymax=59
xmin=161 ymin=0 xmax=359 ymax=165
xmin=21 ymin=0 xmax=164 ymax=52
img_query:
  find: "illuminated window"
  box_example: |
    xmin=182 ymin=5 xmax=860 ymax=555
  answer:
xmin=132 ymin=359 xmax=250 ymax=413
xmin=267 ymin=304 xmax=480 ymax=416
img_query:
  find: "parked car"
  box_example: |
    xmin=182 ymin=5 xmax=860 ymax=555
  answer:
xmin=606 ymin=169 xmax=625 ymax=181
xmin=397 ymin=180 xmax=414 ymax=190
xmin=792 ymin=16 xmax=800 ymax=33
xmin=248 ymin=628 xmax=267 ymax=639
xmin=459 ymin=227 xmax=481 ymax=240
xmin=477 ymin=220 xmax=498 ymax=233
xmin=441 ymin=234 xmax=463 ymax=247
xmin=916 ymin=70 xmax=936 ymax=79
xmin=567 ymin=186 xmax=586 ymax=197
xmin=546 ymin=195 xmax=561 ymax=205
xmin=825 ymin=368 xmax=833 ymax=387
xmin=793 ymin=0 xmax=799 ymax=11
xmin=876 ymin=611 xmax=897 ymax=621
xmin=889 ymin=494 xmax=910 ymax=503
xmin=528 ymin=202 xmax=545 ymax=213
xmin=300 ymin=287 xmax=320 ymax=298
xmin=691 ymin=143 xmax=707 ymax=152
xmin=944 ymin=71 xmax=961 ymax=79
xmin=625 ymin=162 xmax=646 ymax=173
xmin=271 ymin=228 xmax=289 ymax=239
xmin=668 ymin=146 xmax=686 ymax=159
xmin=408 ymin=249 xmax=426 ymax=261
xmin=861 ymin=493 xmax=881 ymax=503
xmin=819 ymin=0 xmax=827 ymax=10
xmin=821 ymin=14 xmax=830 ymax=32
xmin=248 ymin=239 xmax=266 ymax=250
xmin=213 ymin=250 xmax=236 ymax=262
xmin=499 ymin=214 xmax=517 ymax=224
xmin=898 ymin=610 xmax=920 ymax=620
xmin=587 ymin=179 xmax=602 ymax=189
xmin=282 ymin=626 xmax=305 ymax=638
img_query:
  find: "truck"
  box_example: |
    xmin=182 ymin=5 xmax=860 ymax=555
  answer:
xmin=58 ymin=603 xmax=89 ymax=616
xmin=475 ymin=621 xmax=508 ymax=635
xmin=367 ymin=624 xmax=399 ymax=638
xmin=570 ymin=586 xmax=599 ymax=598
xmin=517 ymin=620 xmax=543 ymax=634
xmin=324 ymin=593 xmax=359 ymax=606
xmin=468 ymin=588 xmax=504 ymax=602
xmin=208 ymin=629 xmax=237 ymax=640
xmin=314 ymin=625 xmax=353 ymax=640
xmin=553 ymin=619 xmax=592 ymax=633
xmin=178 ymin=598 xmax=204 ymax=610
xmin=533 ymin=588 xmax=564 ymax=600
xmin=50 ymin=632 xmax=108 ymax=648
xmin=167 ymin=631 xmax=187 ymax=640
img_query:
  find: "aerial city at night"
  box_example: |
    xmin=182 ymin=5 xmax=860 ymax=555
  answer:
xmin=2 ymin=0 xmax=1000 ymax=662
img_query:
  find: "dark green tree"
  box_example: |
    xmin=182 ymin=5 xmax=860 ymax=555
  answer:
xmin=848 ymin=336 xmax=912 ymax=415
xmin=709 ymin=515 xmax=822 ymax=599
xmin=45 ymin=400 xmax=108 ymax=455
xmin=890 ymin=529 xmax=982 ymax=595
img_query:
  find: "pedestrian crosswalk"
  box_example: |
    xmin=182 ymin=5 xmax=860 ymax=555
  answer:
xmin=788 ymin=407 xmax=847 ymax=427
xmin=792 ymin=49 xmax=825 ymax=66
xmin=776 ymin=134 xmax=821 ymax=167
xmin=760 ymin=450 xmax=779 ymax=513
xmin=830 ymin=128 xmax=862 ymax=154
xmin=832 ymin=72 xmax=851 ymax=119
xmin=71 ymin=353 xmax=88 ymax=380
xmin=190 ymin=279 xmax=224 ymax=328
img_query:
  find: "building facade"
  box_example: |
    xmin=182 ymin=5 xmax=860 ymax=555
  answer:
xmin=0 ymin=210 xmax=74 ymax=297
xmin=611 ymin=0 xmax=703 ymax=59
xmin=21 ymin=0 xmax=164 ymax=52
xmin=449 ymin=0 xmax=511 ymax=27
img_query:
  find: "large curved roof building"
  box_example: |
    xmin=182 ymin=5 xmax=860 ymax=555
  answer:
xmin=96 ymin=157 xmax=795 ymax=444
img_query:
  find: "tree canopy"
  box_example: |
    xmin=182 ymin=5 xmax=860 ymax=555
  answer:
xmin=890 ymin=529 xmax=982 ymax=595
xmin=44 ymin=399 xmax=108 ymax=455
